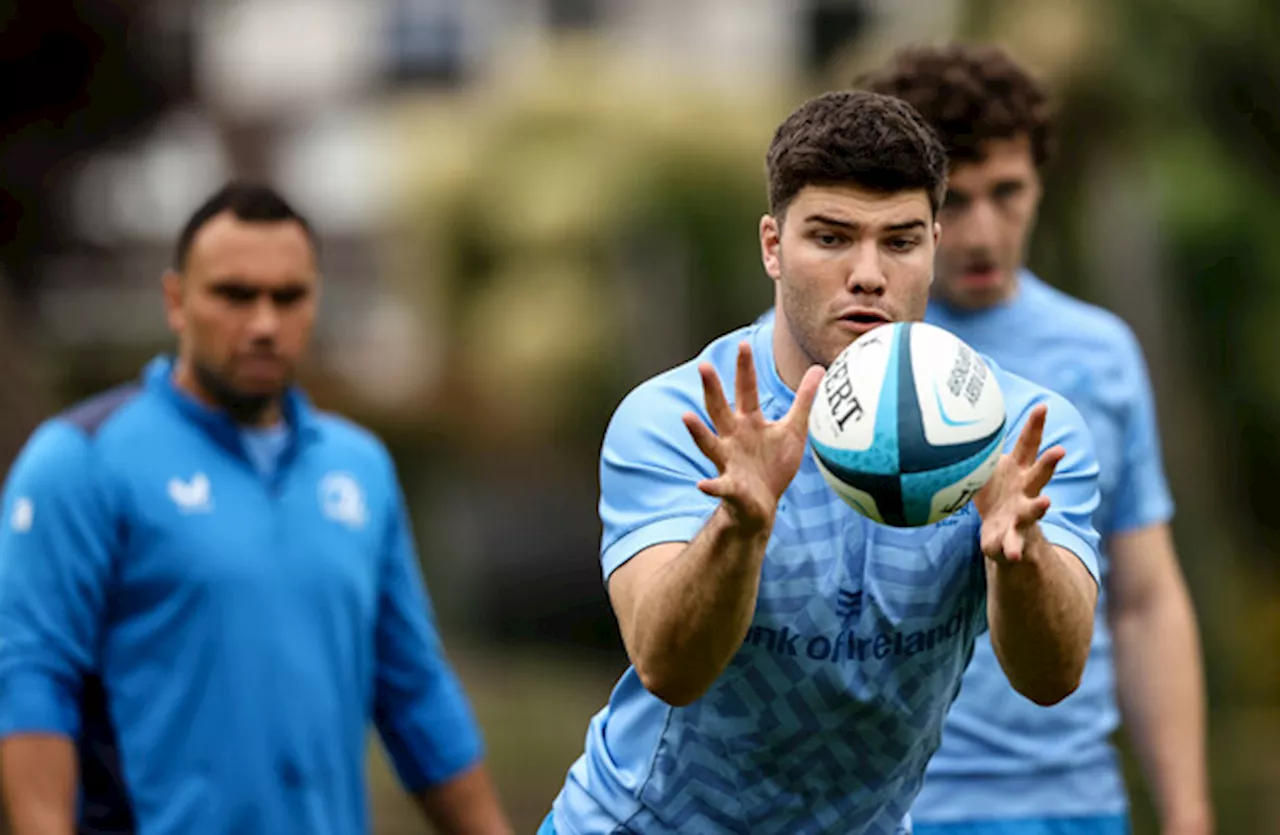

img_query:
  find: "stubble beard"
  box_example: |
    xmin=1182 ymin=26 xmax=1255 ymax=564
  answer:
xmin=191 ymin=358 xmax=287 ymax=426
xmin=778 ymin=281 xmax=842 ymax=371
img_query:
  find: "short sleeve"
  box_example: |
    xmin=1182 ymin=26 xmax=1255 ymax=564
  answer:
xmin=1107 ymin=327 xmax=1175 ymax=534
xmin=1010 ymin=390 xmax=1103 ymax=584
xmin=599 ymin=378 xmax=719 ymax=581
xmin=0 ymin=421 xmax=119 ymax=739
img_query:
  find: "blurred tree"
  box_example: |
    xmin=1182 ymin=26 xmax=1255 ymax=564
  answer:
xmin=387 ymin=38 xmax=785 ymax=651
xmin=0 ymin=0 xmax=179 ymax=470
xmin=0 ymin=280 xmax=47 ymax=473
xmin=0 ymin=0 xmax=177 ymax=309
xmin=822 ymin=0 xmax=1277 ymax=827
xmin=391 ymin=40 xmax=782 ymax=457
xmin=380 ymin=12 xmax=1279 ymax=829
xmin=957 ymin=1 xmax=1280 ymax=830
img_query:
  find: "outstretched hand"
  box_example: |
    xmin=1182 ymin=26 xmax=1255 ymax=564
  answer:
xmin=975 ymin=404 xmax=1064 ymax=564
xmin=683 ymin=342 xmax=824 ymax=533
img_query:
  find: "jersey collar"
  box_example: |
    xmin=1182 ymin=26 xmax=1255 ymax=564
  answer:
xmin=141 ymin=355 xmax=321 ymax=452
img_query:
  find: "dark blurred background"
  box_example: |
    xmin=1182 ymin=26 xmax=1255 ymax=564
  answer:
xmin=1 ymin=0 xmax=1276 ymax=832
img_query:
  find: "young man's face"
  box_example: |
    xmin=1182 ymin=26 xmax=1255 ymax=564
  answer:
xmin=933 ymin=134 xmax=1043 ymax=310
xmin=760 ymin=182 xmax=939 ymax=369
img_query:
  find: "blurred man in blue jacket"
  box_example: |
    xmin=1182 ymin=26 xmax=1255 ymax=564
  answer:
xmin=0 ymin=182 xmax=512 ymax=835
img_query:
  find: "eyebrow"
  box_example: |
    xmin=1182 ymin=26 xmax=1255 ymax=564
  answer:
xmin=206 ymin=278 xmax=314 ymax=297
xmin=208 ymin=277 xmax=312 ymax=288
xmin=804 ymin=214 xmax=928 ymax=233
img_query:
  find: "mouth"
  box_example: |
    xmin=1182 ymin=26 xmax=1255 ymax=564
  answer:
xmin=836 ymin=308 xmax=891 ymax=335
xmin=236 ymin=354 xmax=286 ymax=377
xmin=959 ymin=259 xmax=1002 ymax=286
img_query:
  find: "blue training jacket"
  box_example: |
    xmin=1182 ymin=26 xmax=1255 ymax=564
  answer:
xmin=0 ymin=357 xmax=483 ymax=835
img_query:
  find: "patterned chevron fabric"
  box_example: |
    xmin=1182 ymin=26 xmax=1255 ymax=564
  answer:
xmin=546 ymin=316 xmax=1102 ymax=834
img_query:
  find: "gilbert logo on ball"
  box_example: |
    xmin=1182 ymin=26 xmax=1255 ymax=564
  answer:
xmin=808 ymin=322 xmax=1006 ymax=527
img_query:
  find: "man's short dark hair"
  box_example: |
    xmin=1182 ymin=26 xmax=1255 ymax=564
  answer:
xmin=174 ymin=181 xmax=316 ymax=270
xmin=765 ymin=89 xmax=949 ymax=219
xmin=856 ymin=43 xmax=1055 ymax=169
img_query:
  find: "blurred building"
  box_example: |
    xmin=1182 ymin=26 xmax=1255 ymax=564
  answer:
xmin=7 ymin=4 xmax=1278 ymax=831
xmin=14 ymin=0 xmax=965 ymax=654
xmin=35 ymin=0 xmax=957 ymax=353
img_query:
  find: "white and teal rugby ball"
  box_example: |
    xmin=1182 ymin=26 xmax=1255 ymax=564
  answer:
xmin=808 ymin=321 xmax=1007 ymax=527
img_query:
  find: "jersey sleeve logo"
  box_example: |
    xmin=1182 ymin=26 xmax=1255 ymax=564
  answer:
xmin=10 ymin=497 xmax=33 ymax=533
xmin=319 ymin=472 xmax=367 ymax=530
xmin=168 ymin=473 xmax=214 ymax=514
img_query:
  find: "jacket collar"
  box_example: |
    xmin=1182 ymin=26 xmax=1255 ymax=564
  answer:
xmin=142 ymin=356 xmax=321 ymax=453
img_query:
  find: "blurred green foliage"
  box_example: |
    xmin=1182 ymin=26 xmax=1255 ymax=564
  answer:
xmin=388 ymin=41 xmax=787 ymax=459
xmin=962 ymin=2 xmax=1280 ymax=830
xmin=8 ymin=4 xmax=1272 ymax=831
xmin=385 ymin=8 xmax=1280 ymax=830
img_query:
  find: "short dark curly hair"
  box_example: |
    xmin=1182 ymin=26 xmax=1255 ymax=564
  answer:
xmin=856 ymin=43 xmax=1054 ymax=169
xmin=766 ymin=90 xmax=948 ymax=218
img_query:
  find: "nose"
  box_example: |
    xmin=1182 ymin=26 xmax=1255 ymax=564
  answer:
xmin=846 ymin=240 xmax=886 ymax=296
xmin=957 ymin=197 xmax=1000 ymax=249
xmin=247 ymin=296 xmax=280 ymax=339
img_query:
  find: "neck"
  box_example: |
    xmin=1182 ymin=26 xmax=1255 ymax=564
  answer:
xmin=172 ymin=357 xmax=283 ymax=427
xmin=770 ymin=312 xmax=813 ymax=393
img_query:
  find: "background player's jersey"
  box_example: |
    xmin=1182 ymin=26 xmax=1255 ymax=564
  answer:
xmin=914 ymin=272 xmax=1175 ymax=822
xmin=550 ymin=318 xmax=1101 ymax=835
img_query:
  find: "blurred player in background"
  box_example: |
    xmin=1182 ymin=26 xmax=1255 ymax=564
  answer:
xmin=541 ymin=89 xmax=1104 ymax=835
xmin=860 ymin=44 xmax=1212 ymax=835
xmin=0 ymin=183 xmax=511 ymax=835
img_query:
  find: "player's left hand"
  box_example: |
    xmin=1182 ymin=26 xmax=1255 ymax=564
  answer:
xmin=974 ymin=403 xmax=1064 ymax=564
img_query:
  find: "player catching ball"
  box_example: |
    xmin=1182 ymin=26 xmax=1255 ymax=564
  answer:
xmin=539 ymin=90 xmax=1103 ymax=835
xmin=861 ymin=43 xmax=1211 ymax=835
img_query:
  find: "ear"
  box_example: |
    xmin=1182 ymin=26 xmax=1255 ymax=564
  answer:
xmin=760 ymin=214 xmax=783 ymax=281
xmin=930 ymin=221 xmax=942 ymax=286
xmin=161 ymin=269 xmax=185 ymax=335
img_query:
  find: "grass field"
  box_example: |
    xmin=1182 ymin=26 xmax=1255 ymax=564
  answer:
xmin=368 ymin=644 xmax=622 ymax=834
xmin=368 ymin=644 xmax=1279 ymax=834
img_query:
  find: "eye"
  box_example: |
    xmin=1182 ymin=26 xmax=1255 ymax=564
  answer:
xmin=993 ymin=181 xmax=1025 ymax=201
xmin=215 ymin=285 xmax=258 ymax=304
xmin=942 ymin=191 xmax=970 ymax=211
xmin=271 ymin=286 xmax=310 ymax=307
xmin=814 ymin=232 xmax=844 ymax=247
xmin=887 ymin=237 xmax=919 ymax=253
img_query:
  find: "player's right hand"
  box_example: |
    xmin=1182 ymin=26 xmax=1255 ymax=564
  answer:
xmin=682 ymin=341 xmax=824 ymax=533
xmin=975 ymin=403 xmax=1063 ymax=564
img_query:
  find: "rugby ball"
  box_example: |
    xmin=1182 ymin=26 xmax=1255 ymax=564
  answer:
xmin=808 ymin=322 xmax=1006 ymax=526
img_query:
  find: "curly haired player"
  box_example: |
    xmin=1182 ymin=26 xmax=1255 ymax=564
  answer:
xmin=860 ymin=43 xmax=1212 ymax=835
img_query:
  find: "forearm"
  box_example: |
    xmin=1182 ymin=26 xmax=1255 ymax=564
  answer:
xmin=987 ymin=526 xmax=1097 ymax=705
xmin=629 ymin=505 xmax=771 ymax=705
xmin=0 ymin=734 xmax=78 ymax=835
xmin=1111 ymin=580 xmax=1211 ymax=830
xmin=415 ymin=762 xmax=512 ymax=835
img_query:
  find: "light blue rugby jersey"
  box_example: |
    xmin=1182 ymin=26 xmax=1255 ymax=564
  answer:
xmin=550 ymin=316 xmax=1102 ymax=835
xmin=914 ymin=271 xmax=1175 ymax=823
